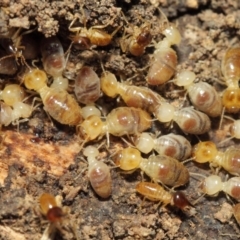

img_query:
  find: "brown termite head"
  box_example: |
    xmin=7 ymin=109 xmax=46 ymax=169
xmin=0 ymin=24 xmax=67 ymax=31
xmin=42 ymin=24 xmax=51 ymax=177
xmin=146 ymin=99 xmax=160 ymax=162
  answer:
xmin=100 ymin=70 xmax=119 ymax=98
xmin=222 ymin=88 xmax=240 ymax=113
xmin=192 ymin=141 xmax=218 ymax=164
xmin=74 ymin=66 xmax=100 ymax=104
xmin=83 ymin=146 xmax=112 ymax=198
xmin=39 ymin=193 xmax=65 ymax=222
xmin=114 ymin=147 xmax=142 ymax=171
xmin=41 ymin=36 xmax=66 ymax=77
xmin=221 ymin=47 xmax=240 ymax=88
xmin=172 ymin=191 xmax=191 ymax=209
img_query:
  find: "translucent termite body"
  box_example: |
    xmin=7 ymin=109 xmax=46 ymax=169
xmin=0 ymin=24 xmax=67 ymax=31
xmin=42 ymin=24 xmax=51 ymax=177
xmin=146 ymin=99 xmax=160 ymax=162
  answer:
xmin=146 ymin=24 xmax=181 ymax=85
xmin=174 ymin=70 xmax=223 ymax=117
xmin=83 ymin=146 xmax=112 ymax=198
xmin=0 ymin=84 xmax=32 ymax=126
xmin=78 ymin=107 xmax=151 ymax=141
xmin=120 ymin=22 xmax=152 ymax=56
xmin=39 ymin=193 xmax=64 ymax=222
xmin=221 ymin=47 xmax=240 ymax=113
xmin=133 ymin=132 xmax=191 ymax=160
xmin=41 ymin=36 xmax=68 ymax=90
xmin=192 ymin=141 xmax=240 ymax=175
xmin=74 ymin=66 xmax=100 ymax=104
xmin=200 ymin=175 xmax=240 ymax=201
xmin=136 ymin=182 xmax=190 ymax=209
xmin=23 ymin=68 xmax=82 ymax=125
xmin=115 ymin=147 xmax=189 ymax=187
xmin=100 ymin=71 xmax=211 ymax=134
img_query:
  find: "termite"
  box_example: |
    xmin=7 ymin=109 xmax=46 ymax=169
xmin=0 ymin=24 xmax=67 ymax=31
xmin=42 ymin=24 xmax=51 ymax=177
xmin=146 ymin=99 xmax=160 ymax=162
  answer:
xmin=200 ymin=175 xmax=240 ymax=201
xmin=74 ymin=66 xmax=101 ymax=104
xmin=78 ymin=107 xmax=152 ymax=142
xmin=221 ymin=47 xmax=240 ymax=113
xmin=23 ymin=68 xmax=82 ymax=125
xmin=83 ymin=145 xmax=112 ymax=198
xmin=192 ymin=141 xmax=240 ymax=176
xmin=41 ymin=36 xmax=68 ymax=90
xmin=136 ymin=182 xmax=190 ymax=209
xmin=174 ymin=70 xmax=223 ymax=117
xmin=133 ymin=132 xmax=192 ymax=160
xmin=146 ymin=10 xmax=181 ymax=85
xmin=115 ymin=147 xmax=189 ymax=187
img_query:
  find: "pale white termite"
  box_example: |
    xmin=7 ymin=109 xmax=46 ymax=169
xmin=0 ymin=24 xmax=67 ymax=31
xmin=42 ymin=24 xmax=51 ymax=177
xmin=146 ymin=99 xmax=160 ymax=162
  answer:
xmin=174 ymin=70 xmax=223 ymax=117
xmin=200 ymin=175 xmax=240 ymax=201
xmin=83 ymin=145 xmax=112 ymax=198
xmin=133 ymin=132 xmax=191 ymax=160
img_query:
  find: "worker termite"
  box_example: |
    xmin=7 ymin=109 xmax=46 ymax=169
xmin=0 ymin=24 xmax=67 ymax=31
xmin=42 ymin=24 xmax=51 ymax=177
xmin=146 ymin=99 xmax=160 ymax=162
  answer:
xmin=119 ymin=12 xmax=152 ymax=56
xmin=174 ymin=70 xmax=223 ymax=117
xmin=100 ymin=71 xmax=211 ymax=134
xmin=221 ymin=47 xmax=240 ymax=113
xmin=200 ymin=175 xmax=240 ymax=202
xmin=39 ymin=193 xmax=65 ymax=223
xmin=82 ymin=145 xmax=112 ymax=198
xmin=74 ymin=66 xmax=101 ymax=104
xmin=115 ymin=147 xmax=189 ymax=187
xmin=39 ymin=193 xmax=79 ymax=240
xmin=136 ymin=182 xmax=190 ymax=209
xmin=68 ymin=8 xmax=121 ymax=49
xmin=192 ymin=141 xmax=240 ymax=176
xmin=101 ymin=70 xmax=165 ymax=113
xmin=146 ymin=10 xmax=181 ymax=85
xmin=23 ymin=68 xmax=83 ymax=125
xmin=0 ymin=84 xmax=33 ymax=126
xmin=81 ymin=105 xmax=101 ymax=119
xmin=78 ymin=107 xmax=151 ymax=142
xmin=133 ymin=132 xmax=192 ymax=160
xmin=41 ymin=36 xmax=68 ymax=90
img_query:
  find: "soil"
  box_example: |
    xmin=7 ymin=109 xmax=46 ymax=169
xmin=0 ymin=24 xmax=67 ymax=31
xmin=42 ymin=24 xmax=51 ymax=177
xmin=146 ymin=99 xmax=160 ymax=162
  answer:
xmin=0 ymin=0 xmax=240 ymax=239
